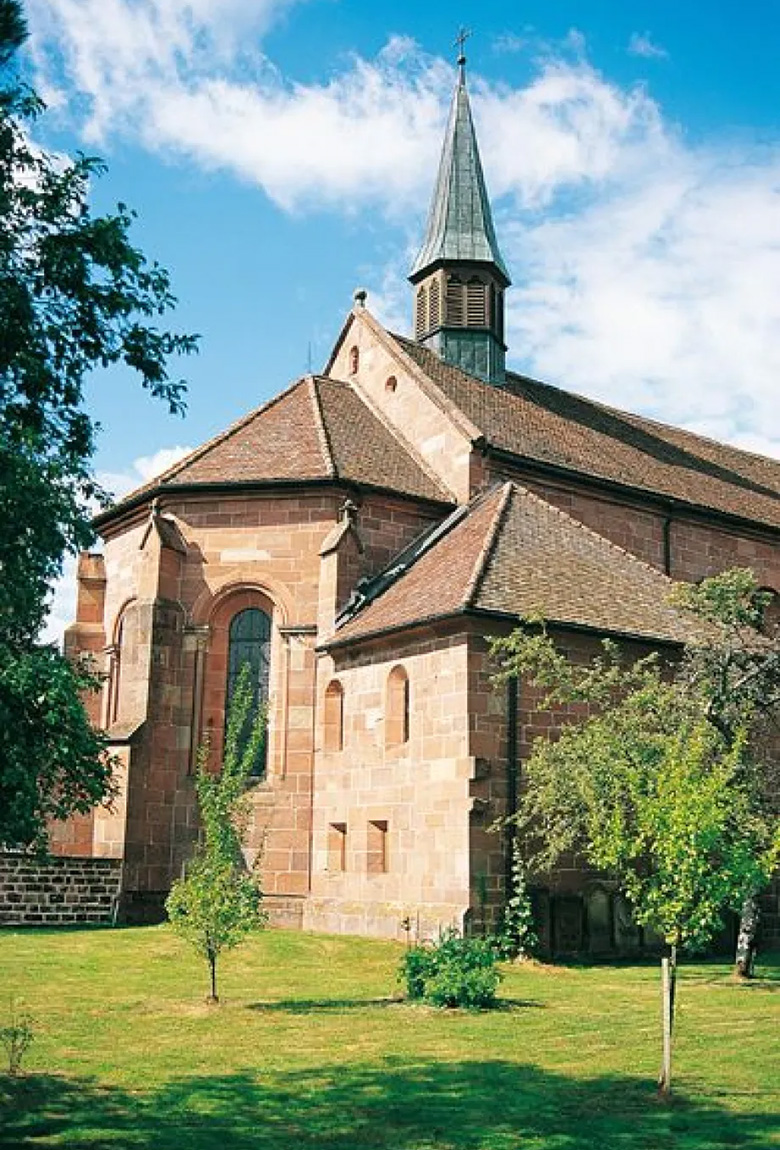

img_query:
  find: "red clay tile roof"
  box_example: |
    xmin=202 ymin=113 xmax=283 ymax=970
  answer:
xmin=393 ymin=335 xmax=780 ymax=531
xmin=100 ymin=375 xmax=451 ymax=520
xmin=331 ymin=482 xmax=701 ymax=647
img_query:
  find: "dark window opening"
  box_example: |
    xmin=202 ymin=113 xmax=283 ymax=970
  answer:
xmin=226 ymin=606 xmax=272 ymax=776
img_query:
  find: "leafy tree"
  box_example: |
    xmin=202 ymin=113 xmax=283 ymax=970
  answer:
xmin=670 ymin=569 xmax=780 ymax=975
xmin=491 ymin=599 xmax=780 ymax=1097
xmin=0 ymin=0 xmax=196 ymax=848
xmin=166 ymin=667 xmax=267 ymax=1002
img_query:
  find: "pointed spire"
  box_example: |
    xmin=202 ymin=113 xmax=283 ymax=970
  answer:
xmin=408 ymin=46 xmax=510 ymax=386
xmin=410 ymin=60 xmax=510 ymax=284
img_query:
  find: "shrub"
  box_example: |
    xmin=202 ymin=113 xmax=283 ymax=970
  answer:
xmin=398 ymin=929 xmax=502 ymax=1009
xmin=0 ymin=999 xmax=34 ymax=1076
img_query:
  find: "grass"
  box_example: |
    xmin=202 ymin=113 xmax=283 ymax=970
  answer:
xmin=0 ymin=926 xmax=778 ymax=1149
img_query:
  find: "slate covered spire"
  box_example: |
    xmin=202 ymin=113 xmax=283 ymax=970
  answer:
xmin=409 ymin=51 xmax=510 ymax=386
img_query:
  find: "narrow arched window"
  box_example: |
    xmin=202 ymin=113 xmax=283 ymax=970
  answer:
xmin=386 ymin=665 xmax=410 ymax=748
xmin=349 ymin=345 xmax=359 ymax=374
xmin=324 ymin=679 xmax=345 ymax=752
xmin=226 ymin=607 xmax=272 ymax=776
xmin=109 ymin=613 xmax=126 ymax=725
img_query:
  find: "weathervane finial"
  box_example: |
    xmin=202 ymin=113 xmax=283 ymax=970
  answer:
xmin=454 ymin=27 xmax=471 ymax=76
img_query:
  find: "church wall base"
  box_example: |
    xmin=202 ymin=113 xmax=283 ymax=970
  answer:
xmin=302 ymin=896 xmax=468 ymax=942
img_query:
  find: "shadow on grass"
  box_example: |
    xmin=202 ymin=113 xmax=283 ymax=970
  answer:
xmin=246 ymin=996 xmax=402 ymax=1013
xmin=1 ymin=1059 xmax=777 ymax=1150
xmin=245 ymin=996 xmax=545 ymax=1014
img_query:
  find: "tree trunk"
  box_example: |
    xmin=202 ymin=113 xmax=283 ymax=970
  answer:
xmin=658 ymin=945 xmax=677 ymax=1099
xmin=208 ymin=952 xmax=219 ymax=1003
xmin=735 ymin=894 xmax=761 ymax=979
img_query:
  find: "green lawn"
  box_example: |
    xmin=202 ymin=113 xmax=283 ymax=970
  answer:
xmin=0 ymin=926 xmax=778 ymax=1149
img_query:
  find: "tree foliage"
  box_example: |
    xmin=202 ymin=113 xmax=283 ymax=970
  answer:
xmin=492 ymin=573 xmax=780 ymax=1094
xmin=492 ymin=630 xmax=778 ymax=952
xmin=166 ymin=667 xmax=267 ymax=1001
xmin=0 ymin=0 xmax=196 ymax=848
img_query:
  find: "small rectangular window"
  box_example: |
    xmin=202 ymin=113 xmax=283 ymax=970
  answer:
xmin=328 ymin=822 xmax=347 ymax=872
xmin=367 ymin=820 xmax=388 ymax=874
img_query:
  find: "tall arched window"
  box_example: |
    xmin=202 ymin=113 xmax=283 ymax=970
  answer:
xmin=108 ymin=612 xmax=125 ymax=725
xmin=324 ymin=679 xmax=345 ymax=752
xmin=386 ymin=665 xmax=410 ymax=748
xmin=226 ymin=607 xmax=272 ymax=776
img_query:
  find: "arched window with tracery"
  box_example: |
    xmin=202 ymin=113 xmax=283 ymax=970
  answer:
xmin=323 ymin=679 xmax=345 ymax=752
xmin=386 ymin=664 xmax=410 ymax=748
xmin=226 ymin=606 xmax=272 ymax=776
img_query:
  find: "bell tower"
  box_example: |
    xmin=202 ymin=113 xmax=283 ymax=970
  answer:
xmin=409 ymin=41 xmax=511 ymax=386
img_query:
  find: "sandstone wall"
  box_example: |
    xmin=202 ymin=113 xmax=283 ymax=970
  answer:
xmin=308 ymin=627 xmax=474 ymax=939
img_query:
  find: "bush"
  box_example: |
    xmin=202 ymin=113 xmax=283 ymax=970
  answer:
xmin=399 ymin=929 xmax=502 ymax=1009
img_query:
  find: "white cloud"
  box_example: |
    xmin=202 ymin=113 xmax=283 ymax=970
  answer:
xmin=505 ymin=145 xmax=780 ymax=457
xmin=98 ymin=443 xmax=193 ymax=500
xmin=26 ymin=5 xmax=780 ymax=460
xmin=628 ymin=32 xmax=669 ymax=61
xmin=40 ymin=445 xmax=193 ymax=646
xmin=493 ymin=33 xmax=527 ymax=56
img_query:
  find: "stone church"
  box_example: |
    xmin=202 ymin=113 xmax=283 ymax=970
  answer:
xmin=56 ymin=59 xmax=780 ymax=953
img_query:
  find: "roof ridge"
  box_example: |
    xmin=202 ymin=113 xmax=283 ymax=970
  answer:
xmin=308 ymin=375 xmax=337 ymax=479
xmin=504 ymin=370 xmax=780 ymax=478
xmin=464 ymin=482 xmax=514 ymax=609
xmin=515 ymin=482 xmax=676 ymax=587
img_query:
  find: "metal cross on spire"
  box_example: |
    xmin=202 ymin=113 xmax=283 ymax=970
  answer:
xmin=454 ymin=26 xmax=471 ymax=75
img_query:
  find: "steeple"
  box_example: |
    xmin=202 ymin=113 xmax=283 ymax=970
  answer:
xmin=410 ymin=43 xmax=511 ymax=386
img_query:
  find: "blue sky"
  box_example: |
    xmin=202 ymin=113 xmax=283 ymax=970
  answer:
xmin=22 ymin=0 xmax=780 ymax=635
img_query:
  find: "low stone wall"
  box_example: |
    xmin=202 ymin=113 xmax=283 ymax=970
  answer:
xmin=0 ymin=853 xmax=122 ymax=926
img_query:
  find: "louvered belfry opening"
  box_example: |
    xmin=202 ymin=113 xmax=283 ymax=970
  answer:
xmin=408 ymin=55 xmax=511 ymax=386
xmin=445 ymin=274 xmax=464 ymax=326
